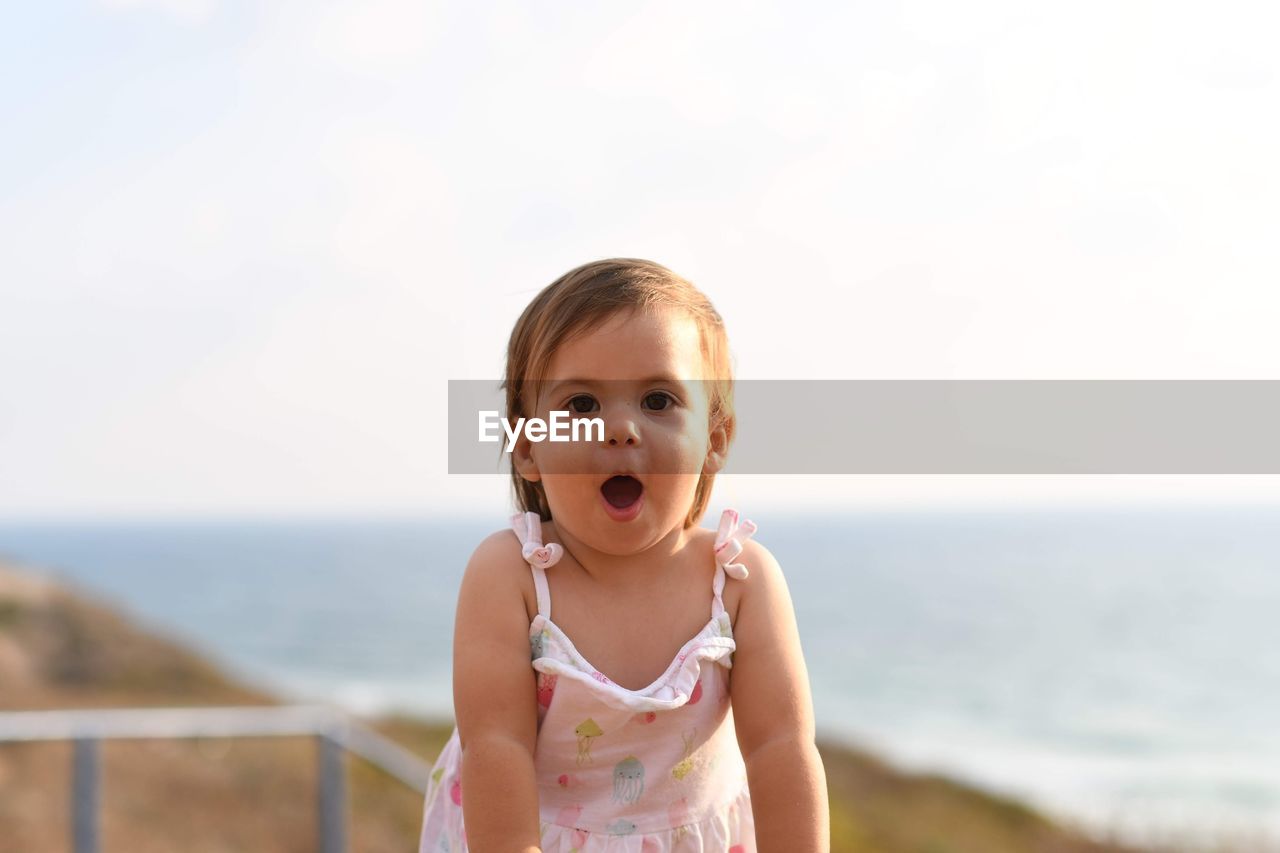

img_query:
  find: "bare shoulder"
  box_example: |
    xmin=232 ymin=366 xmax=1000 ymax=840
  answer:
xmin=737 ymin=535 xmax=783 ymax=577
xmin=469 ymin=526 xmax=523 ymax=567
xmin=463 ymin=527 xmax=538 ymax=624
xmin=732 ymin=536 xmax=790 ymax=613
xmin=696 ymin=523 xmax=787 ymax=623
xmin=471 ymin=525 xmax=522 ymax=558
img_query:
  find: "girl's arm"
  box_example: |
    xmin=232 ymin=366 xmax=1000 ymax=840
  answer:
xmin=453 ymin=531 xmax=544 ymax=852
xmin=729 ymin=538 xmax=830 ymax=852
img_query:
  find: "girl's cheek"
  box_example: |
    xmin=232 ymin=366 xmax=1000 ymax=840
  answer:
xmin=647 ymin=422 xmax=706 ymax=471
xmin=669 ymin=435 xmax=712 ymax=473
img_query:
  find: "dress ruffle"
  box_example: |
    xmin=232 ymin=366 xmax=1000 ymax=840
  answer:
xmin=530 ymin=611 xmax=735 ymax=713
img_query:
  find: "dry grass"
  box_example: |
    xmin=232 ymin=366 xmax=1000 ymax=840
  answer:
xmin=819 ymin=736 xmax=1143 ymax=853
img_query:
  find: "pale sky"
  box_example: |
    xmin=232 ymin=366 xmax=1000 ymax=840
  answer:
xmin=3 ymin=0 xmax=1279 ymax=521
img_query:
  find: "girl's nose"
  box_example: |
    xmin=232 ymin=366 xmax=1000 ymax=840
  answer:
xmin=603 ymin=406 xmax=641 ymax=446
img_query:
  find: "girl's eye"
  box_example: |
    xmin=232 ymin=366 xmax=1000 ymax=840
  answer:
xmin=566 ymin=395 xmax=598 ymax=414
xmin=643 ymin=392 xmax=675 ymax=411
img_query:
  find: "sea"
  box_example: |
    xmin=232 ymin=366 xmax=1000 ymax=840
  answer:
xmin=1 ymin=505 xmax=1276 ymax=850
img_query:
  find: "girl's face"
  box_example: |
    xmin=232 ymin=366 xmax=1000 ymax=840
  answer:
xmin=513 ymin=305 xmax=728 ymax=556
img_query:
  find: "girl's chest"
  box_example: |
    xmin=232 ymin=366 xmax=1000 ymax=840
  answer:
xmin=547 ymin=605 xmax=710 ymax=692
xmin=535 ymin=587 xmax=738 ymax=693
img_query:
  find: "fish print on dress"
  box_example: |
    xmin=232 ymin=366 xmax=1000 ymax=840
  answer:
xmin=605 ymin=818 xmax=637 ymax=836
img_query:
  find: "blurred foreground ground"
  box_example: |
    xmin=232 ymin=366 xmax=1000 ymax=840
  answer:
xmin=1 ymin=559 xmax=1153 ymax=853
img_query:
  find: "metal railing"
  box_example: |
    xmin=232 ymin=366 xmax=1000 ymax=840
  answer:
xmin=0 ymin=705 xmax=435 ymax=853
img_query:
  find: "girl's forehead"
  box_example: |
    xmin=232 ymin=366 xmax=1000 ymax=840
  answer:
xmin=543 ymin=306 xmax=706 ymax=381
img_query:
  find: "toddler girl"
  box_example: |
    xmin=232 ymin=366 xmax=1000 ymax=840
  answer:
xmin=419 ymin=259 xmax=828 ymax=852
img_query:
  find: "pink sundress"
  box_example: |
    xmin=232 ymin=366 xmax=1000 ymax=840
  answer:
xmin=418 ymin=508 xmax=759 ymax=852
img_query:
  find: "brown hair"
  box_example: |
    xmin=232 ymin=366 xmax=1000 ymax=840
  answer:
xmin=502 ymin=258 xmax=735 ymax=529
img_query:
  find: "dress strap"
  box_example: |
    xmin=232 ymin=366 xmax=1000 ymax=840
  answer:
xmin=711 ymin=508 xmax=757 ymax=619
xmin=511 ymin=511 xmax=563 ymax=620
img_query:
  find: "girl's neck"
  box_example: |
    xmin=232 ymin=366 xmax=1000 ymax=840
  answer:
xmin=548 ymin=519 xmax=699 ymax=590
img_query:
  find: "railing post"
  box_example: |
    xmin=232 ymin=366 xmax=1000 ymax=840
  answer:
xmin=0 ymin=706 xmax=434 ymax=851
xmin=317 ymin=733 xmax=347 ymax=853
xmin=72 ymin=737 xmax=99 ymax=853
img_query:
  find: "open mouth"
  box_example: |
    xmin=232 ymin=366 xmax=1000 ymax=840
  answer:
xmin=601 ymin=475 xmax=644 ymax=509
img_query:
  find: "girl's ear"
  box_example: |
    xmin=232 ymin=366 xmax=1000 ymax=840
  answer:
xmin=702 ymin=414 xmax=734 ymax=475
xmin=512 ymin=434 xmax=542 ymax=482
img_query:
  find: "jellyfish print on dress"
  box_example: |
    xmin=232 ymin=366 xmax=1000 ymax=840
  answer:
xmin=574 ymin=718 xmax=604 ymax=766
xmin=611 ymin=755 xmax=645 ymax=804
xmin=671 ymin=728 xmax=698 ymax=780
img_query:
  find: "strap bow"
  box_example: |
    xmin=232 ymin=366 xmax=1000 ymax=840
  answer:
xmin=714 ymin=509 xmax=757 ymax=580
xmin=511 ymin=511 xmax=564 ymax=569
